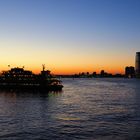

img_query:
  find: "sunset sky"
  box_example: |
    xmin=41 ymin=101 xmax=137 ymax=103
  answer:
xmin=0 ymin=0 xmax=140 ymax=74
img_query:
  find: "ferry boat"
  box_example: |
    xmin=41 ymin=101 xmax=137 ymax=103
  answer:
xmin=0 ymin=65 xmax=63 ymax=91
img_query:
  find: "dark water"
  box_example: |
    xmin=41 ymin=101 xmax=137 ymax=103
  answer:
xmin=0 ymin=78 xmax=140 ymax=140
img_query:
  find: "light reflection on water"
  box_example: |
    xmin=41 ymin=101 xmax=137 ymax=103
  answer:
xmin=0 ymin=78 xmax=140 ymax=139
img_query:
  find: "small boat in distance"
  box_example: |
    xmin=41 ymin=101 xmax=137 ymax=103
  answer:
xmin=0 ymin=65 xmax=63 ymax=91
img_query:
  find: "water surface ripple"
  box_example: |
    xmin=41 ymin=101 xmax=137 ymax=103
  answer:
xmin=0 ymin=78 xmax=140 ymax=139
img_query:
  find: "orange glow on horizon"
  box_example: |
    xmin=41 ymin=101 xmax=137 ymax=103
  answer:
xmin=27 ymin=67 xmax=125 ymax=75
xmin=0 ymin=64 xmax=131 ymax=75
xmin=0 ymin=38 xmax=136 ymax=76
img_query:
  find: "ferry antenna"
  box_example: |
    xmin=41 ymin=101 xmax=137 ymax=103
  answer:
xmin=42 ymin=64 xmax=45 ymax=71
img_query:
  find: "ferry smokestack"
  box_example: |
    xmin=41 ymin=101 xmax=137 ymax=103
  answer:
xmin=135 ymin=52 xmax=140 ymax=77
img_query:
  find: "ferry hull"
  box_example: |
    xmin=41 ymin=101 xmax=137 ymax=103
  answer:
xmin=0 ymin=84 xmax=63 ymax=91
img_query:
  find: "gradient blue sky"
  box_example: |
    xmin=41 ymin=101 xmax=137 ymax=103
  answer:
xmin=0 ymin=0 xmax=140 ymax=74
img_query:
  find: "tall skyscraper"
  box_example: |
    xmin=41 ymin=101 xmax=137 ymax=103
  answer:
xmin=135 ymin=52 xmax=140 ymax=77
xmin=125 ymin=66 xmax=135 ymax=78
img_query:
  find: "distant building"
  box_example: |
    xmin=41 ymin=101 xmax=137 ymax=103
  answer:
xmin=100 ymin=70 xmax=109 ymax=77
xmin=135 ymin=52 xmax=140 ymax=77
xmin=100 ymin=70 xmax=105 ymax=77
xmin=125 ymin=66 xmax=135 ymax=78
xmin=92 ymin=72 xmax=97 ymax=77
